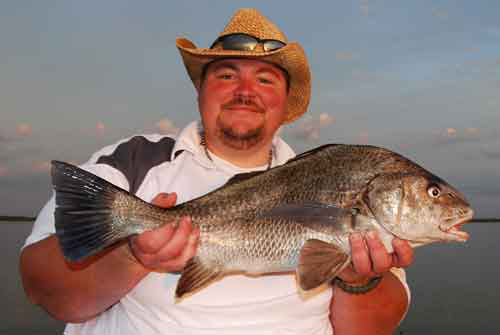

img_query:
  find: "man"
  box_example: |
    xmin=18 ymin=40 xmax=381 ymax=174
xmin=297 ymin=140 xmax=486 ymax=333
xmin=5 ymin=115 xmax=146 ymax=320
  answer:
xmin=20 ymin=8 xmax=413 ymax=335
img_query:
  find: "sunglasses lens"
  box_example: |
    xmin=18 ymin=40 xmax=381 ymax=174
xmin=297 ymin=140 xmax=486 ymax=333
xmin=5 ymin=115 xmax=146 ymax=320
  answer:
xmin=220 ymin=34 xmax=258 ymax=51
xmin=263 ymin=40 xmax=286 ymax=52
xmin=210 ymin=34 xmax=286 ymax=52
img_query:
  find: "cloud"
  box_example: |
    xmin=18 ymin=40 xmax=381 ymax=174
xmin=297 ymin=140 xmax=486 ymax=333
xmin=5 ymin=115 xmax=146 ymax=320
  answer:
xmin=31 ymin=160 xmax=51 ymax=174
xmin=464 ymin=47 xmax=481 ymax=54
xmin=96 ymin=121 xmax=106 ymax=135
xmin=360 ymin=0 xmax=370 ymax=16
xmin=0 ymin=134 xmax=14 ymax=146
xmin=0 ymin=166 xmax=8 ymax=177
xmin=15 ymin=123 xmax=32 ymax=137
xmin=432 ymin=8 xmax=449 ymax=19
xmin=481 ymin=149 xmax=500 ymax=160
xmin=357 ymin=131 xmax=370 ymax=145
xmin=335 ymin=52 xmax=355 ymax=61
xmin=434 ymin=127 xmax=482 ymax=145
xmin=289 ymin=112 xmax=335 ymax=142
xmin=0 ymin=134 xmax=18 ymax=161
xmin=446 ymin=128 xmax=457 ymax=136
xmin=155 ymin=118 xmax=179 ymax=135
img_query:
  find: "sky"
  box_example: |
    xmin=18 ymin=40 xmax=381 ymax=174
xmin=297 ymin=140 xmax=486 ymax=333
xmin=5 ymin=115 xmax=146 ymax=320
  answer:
xmin=1 ymin=0 xmax=499 ymax=218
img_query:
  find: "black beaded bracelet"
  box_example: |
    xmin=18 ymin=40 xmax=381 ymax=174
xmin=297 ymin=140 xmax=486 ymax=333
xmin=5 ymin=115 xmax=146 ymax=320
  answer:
xmin=335 ymin=276 xmax=382 ymax=294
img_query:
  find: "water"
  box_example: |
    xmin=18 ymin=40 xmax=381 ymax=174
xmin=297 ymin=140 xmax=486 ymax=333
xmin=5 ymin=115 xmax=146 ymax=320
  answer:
xmin=2 ymin=220 xmax=499 ymax=334
xmin=0 ymin=221 xmax=65 ymax=335
xmin=398 ymin=220 xmax=500 ymax=334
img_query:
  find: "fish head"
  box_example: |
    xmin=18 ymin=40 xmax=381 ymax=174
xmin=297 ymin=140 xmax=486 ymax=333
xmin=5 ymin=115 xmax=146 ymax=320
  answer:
xmin=363 ymin=172 xmax=474 ymax=247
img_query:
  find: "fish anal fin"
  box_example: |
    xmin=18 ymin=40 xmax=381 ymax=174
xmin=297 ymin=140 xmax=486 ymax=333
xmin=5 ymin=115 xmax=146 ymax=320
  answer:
xmin=297 ymin=239 xmax=350 ymax=291
xmin=175 ymin=257 xmax=224 ymax=299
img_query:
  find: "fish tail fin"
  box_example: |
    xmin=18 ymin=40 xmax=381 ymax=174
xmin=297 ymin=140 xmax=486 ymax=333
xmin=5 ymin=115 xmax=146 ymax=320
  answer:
xmin=51 ymin=160 xmax=146 ymax=262
xmin=296 ymin=239 xmax=351 ymax=291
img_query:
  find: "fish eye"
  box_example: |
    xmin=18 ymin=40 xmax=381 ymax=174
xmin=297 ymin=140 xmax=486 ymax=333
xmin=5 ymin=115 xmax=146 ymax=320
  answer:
xmin=427 ymin=185 xmax=441 ymax=198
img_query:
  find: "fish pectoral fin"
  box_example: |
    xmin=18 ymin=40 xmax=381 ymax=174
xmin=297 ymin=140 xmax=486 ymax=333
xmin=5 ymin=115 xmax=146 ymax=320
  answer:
xmin=297 ymin=239 xmax=350 ymax=291
xmin=175 ymin=256 xmax=224 ymax=299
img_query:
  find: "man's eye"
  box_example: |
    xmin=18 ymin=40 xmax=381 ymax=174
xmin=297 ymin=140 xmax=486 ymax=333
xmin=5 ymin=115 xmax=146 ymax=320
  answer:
xmin=258 ymin=77 xmax=273 ymax=84
xmin=217 ymin=73 xmax=234 ymax=80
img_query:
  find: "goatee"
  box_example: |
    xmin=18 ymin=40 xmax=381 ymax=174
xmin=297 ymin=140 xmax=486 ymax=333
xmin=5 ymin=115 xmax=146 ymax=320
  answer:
xmin=217 ymin=123 xmax=263 ymax=150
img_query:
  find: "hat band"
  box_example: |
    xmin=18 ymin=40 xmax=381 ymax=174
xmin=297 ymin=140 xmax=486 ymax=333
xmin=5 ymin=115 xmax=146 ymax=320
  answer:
xmin=210 ymin=33 xmax=286 ymax=52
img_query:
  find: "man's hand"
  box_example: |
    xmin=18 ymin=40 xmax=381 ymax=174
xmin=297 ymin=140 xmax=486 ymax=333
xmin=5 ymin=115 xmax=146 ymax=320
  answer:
xmin=128 ymin=192 xmax=200 ymax=273
xmin=338 ymin=231 xmax=414 ymax=284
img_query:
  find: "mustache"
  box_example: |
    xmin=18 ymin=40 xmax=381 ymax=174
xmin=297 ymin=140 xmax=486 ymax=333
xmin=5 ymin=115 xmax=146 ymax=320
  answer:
xmin=222 ymin=96 xmax=264 ymax=113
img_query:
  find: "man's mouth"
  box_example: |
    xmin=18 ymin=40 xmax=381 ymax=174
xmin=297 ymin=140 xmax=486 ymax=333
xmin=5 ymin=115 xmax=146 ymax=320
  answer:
xmin=224 ymin=104 xmax=264 ymax=114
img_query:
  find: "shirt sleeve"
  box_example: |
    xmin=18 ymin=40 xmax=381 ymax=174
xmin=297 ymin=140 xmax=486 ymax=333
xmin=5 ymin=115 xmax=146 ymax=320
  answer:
xmin=22 ymin=134 xmax=175 ymax=249
xmin=390 ymin=267 xmax=411 ymax=325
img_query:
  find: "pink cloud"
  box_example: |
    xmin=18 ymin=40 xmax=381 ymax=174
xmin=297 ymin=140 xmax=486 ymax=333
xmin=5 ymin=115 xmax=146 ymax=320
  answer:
xmin=335 ymin=52 xmax=354 ymax=61
xmin=155 ymin=118 xmax=179 ymax=135
xmin=434 ymin=127 xmax=482 ymax=145
xmin=319 ymin=113 xmax=335 ymax=127
xmin=432 ymin=8 xmax=449 ymax=19
xmin=290 ymin=112 xmax=335 ymax=142
xmin=360 ymin=1 xmax=370 ymax=16
xmin=15 ymin=123 xmax=33 ymax=137
xmin=96 ymin=121 xmax=106 ymax=135
xmin=357 ymin=131 xmax=370 ymax=144
xmin=446 ymin=128 xmax=457 ymax=136
xmin=465 ymin=127 xmax=479 ymax=135
xmin=32 ymin=160 xmax=51 ymax=173
xmin=0 ymin=166 xmax=8 ymax=177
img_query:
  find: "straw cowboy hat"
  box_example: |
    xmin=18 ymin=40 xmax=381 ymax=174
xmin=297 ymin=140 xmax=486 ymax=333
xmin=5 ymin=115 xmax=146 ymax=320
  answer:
xmin=176 ymin=8 xmax=311 ymax=124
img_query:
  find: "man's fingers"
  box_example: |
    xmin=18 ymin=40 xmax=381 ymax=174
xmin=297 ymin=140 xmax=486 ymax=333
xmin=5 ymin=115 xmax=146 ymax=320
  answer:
xmin=365 ymin=231 xmax=392 ymax=274
xmin=153 ymin=217 xmax=194 ymax=261
xmin=392 ymin=238 xmax=414 ymax=268
xmin=152 ymin=192 xmax=177 ymax=208
xmin=349 ymin=233 xmax=372 ymax=276
xmin=129 ymin=217 xmax=197 ymax=271
xmin=156 ymin=227 xmax=200 ymax=270
xmin=130 ymin=223 xmax=175 ymax=255
xmin=345 ymin=231 xmax=414 ymax=285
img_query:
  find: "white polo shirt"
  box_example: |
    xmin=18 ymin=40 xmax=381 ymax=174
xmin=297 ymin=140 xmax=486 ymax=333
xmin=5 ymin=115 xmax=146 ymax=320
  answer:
xmin=25 ymin=121 xmax=409 ymax=335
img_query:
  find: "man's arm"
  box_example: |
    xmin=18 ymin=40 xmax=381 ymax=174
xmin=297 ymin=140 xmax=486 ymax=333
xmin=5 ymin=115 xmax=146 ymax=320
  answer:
xmin=330 ymin=232 xmax=413 ymax=335
xmin=19 ymin=193 xmax=198 ymax=323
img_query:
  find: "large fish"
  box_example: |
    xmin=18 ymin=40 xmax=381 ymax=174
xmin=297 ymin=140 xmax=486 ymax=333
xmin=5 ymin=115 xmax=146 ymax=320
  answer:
xmin=51 ymin=144 xmax=473 ymax=298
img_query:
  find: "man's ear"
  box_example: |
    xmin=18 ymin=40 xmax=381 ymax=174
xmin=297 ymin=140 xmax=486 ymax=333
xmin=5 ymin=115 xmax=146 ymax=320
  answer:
xmin=196 ymin=81 xmax=203 ymax=97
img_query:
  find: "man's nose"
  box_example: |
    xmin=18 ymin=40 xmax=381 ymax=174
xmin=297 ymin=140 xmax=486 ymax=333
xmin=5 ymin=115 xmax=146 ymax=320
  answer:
xmin=234 ymin=77 xmax=256 ymax=98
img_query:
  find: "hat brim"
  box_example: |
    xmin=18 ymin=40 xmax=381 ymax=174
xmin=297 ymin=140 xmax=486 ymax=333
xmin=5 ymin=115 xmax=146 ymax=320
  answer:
xmin=176 ymin=37 xmax=311 ymax=124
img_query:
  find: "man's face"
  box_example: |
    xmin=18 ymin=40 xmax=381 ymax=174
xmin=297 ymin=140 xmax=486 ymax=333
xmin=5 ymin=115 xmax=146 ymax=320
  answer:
xmin=198 ymin=58 xmax=288 ymax=151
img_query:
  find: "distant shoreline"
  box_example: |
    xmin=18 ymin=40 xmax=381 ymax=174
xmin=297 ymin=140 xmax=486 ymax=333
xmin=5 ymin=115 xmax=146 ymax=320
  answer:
xmin=471 ymin=218 xmax=500 ymax=223
xmin=0 ymin=216 xmax=35 ymax=222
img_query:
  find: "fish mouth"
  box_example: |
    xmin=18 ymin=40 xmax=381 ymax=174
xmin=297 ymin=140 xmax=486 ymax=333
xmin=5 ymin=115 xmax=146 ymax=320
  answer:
xmin=440 ymin=210 xmax=474 ymax=242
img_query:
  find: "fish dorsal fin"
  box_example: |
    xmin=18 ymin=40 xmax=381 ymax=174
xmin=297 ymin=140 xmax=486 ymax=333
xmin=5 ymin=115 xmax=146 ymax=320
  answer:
xmin=285 ymin=144 xmax=336 ymax=164
xmin=176 ymin=256 xmax=224 ymax=299
xmin=225 ymin=170 xmax=266 ymax=186
xmin=297 ymin=239 xmax=350 ymax=291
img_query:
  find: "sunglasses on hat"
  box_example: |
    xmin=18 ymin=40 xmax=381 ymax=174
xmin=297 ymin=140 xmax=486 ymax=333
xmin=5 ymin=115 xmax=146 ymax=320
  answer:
xmin=210 ymin=33 xmax=286 ymax=52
